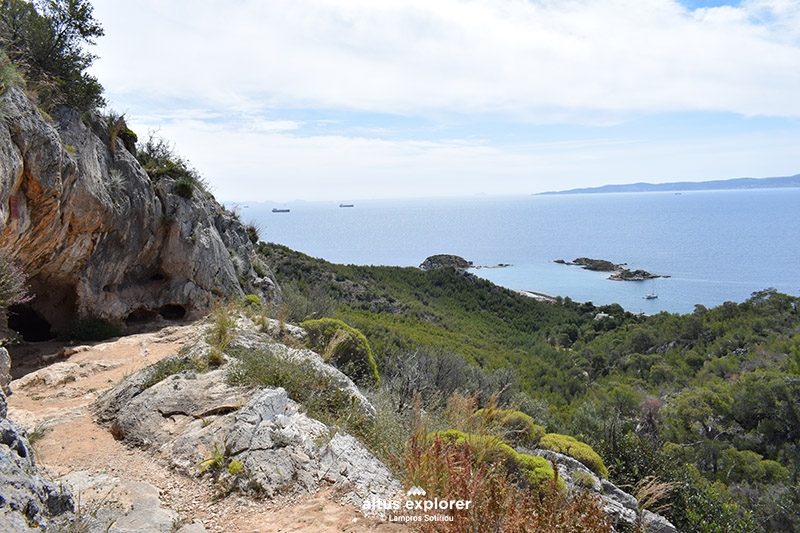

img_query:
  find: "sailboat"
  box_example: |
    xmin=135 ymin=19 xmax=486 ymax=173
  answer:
xmin=644 ymin=280 xmax=658 ymax=300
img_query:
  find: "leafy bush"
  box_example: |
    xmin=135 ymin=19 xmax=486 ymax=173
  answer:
xmin=242 ymin=294 xmax=261 ymax=309
xmin=437 ymin=429 xmax=564 ymax=492
xmin=475 ymin=408 xmax=545 ymax=446
xmin=174 ymin=177 xmax=194 ymax=199
xmin=404 ymin=421 xmax=609 ymax=531
xmin=141 ymin=354 xmax=208 ymax=390
xmin=0 ymin=0 xmax=105 ymax=111
xmin=0 ymin=49 xmax=24 ymax=93
xmin=301 ymin=318 xmax=379 ymax=387
xmin=245 ymin=222 xmax=260 ymax=244
xmin=136 ymin=132 xmax=209 ymax=193
xmin=61 ymin=316 xmax=120 ymax=342
xmin=275 ymin=281 xmax=337 ymax=324
xmin=539 ymin=433 xmax=608 ymax=479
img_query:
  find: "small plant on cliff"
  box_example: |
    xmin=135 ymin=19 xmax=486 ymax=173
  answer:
xmin=206 ymin=304 xmax=236 ymax=351
xmin=136 ymin=131 xmax=209 ymax=193
xmin=0 ymin=49 xmax=24 ymax=93
xmin=107 ymin=111 xmax=137 ymax=156
xmin=199 ymin=440 xmax=228 ymax=472
xmin=245 ymin=222 xmax=261 ymax=244
xmin=174 ymin=177 xmax=194 ymax=199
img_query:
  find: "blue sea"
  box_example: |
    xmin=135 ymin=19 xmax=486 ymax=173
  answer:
xmin=234 ymin=189 xmax=800 ymax=315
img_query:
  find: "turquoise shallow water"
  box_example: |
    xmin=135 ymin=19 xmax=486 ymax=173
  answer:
xmin=237 ymin=189 xmax=800 ymax=314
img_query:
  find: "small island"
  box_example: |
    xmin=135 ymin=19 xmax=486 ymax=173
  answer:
xmin=420 ymin=254 xmax=473 ymax=270
xmin=555 ymin=257 xmax=667 ymax=281
xmin=420 ymin=255 xmax=513 ymax=271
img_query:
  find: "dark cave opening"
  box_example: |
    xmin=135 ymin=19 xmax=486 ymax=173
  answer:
xmin=6 ymin=304 xmax=54 ymax=342
xmin=158 ymin=304 xmax=186 ymax=320
xmin=125 ymin=307 xmax=159 ymax=325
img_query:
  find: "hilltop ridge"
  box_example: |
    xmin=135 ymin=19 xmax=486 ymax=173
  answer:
xmin=538 ymin=173 xmax=800 ymax=195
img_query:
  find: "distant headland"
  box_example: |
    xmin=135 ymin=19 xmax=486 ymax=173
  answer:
xmin=538 ymin=173 xmax=800 ymax=195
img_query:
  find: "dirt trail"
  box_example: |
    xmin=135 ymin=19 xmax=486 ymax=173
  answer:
xmin=6 ymin=324 xmax=406 ymax=532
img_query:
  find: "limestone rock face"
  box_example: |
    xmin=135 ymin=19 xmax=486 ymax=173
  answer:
xmin=0 ymin=388 xmax=75 ymax=531
xmin=94 ymin=321 xmax=400 ymax=509
xmin=0 ymin=346 xmax=10 ymax=395
xmin=0 ymin=87 xmax=276 ymax=334
xmin=524 ymin=448 xmax=678 ymax=533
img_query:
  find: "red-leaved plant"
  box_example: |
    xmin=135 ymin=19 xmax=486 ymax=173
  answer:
xmin=401 ymin=395 xmax=611 ymax=532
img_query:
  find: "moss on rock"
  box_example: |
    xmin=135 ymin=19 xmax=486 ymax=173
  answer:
xmin=538 ymin=433 xmax=608 ymax=479
xmin=475 ymin=408 xmax=545 ymax=446
xmin=436 ymin=429 xmax=565 ymax=492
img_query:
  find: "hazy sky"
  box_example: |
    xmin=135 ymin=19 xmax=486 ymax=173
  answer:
xmin=89 ymin=0 xmax=800 ymax=202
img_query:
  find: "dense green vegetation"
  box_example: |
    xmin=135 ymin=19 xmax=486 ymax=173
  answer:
xmin=0 ymin=0 xmax=104 ymax=111
xmin=260 ymin=242 xmax=800 ymax=532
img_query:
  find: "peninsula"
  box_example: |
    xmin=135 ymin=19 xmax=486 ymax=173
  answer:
xmin=538 ymin=173 xmax=800 ymax=195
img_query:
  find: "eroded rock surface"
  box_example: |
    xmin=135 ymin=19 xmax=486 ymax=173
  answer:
xmin=0 ymin=388 xmax=75 ymax=531
xmin=94 ymin=322 xmax=400 ymax=511
xmin=0 ymin=86 xmax=275 ymax=336
xmin=525 ymin=448 xmax=677 ymax=533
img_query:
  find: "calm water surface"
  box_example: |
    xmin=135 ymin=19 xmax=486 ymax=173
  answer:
xmin=236 ymin=189 xmax=800 ymax=314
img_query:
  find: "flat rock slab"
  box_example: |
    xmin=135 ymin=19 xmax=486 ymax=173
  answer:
xmin=63 ymin=471 xmax=184 ymax=533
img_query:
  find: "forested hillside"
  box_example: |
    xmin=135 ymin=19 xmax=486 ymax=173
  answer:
xmin=260 ymin=242 xmax=800 ymax=532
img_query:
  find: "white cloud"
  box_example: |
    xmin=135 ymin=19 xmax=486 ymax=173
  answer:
xmin=88 ymin=0 xmax=800 ymax=201
xmin=92 ymin=0 xmax=800 ymax=119
xmin=127 ymin=115 xmax=800 ymax=201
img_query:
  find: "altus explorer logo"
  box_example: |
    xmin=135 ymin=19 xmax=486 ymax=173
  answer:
xmin=362 ymin=486 xmax=472 ymax=523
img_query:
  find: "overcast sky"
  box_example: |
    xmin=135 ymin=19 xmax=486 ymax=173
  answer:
xmin=89 ymin=0 xmax=800 ymax=202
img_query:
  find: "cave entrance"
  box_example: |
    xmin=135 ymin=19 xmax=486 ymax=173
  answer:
xmin=6 ymin=304 xmax=54 ymax=342
xmin=125 ymin=307 xmax=159 ymax=325
xmin=158 ymin=304 xmax=186 ymax=320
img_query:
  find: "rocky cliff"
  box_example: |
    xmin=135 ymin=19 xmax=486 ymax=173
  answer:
xmin=0 ymin=87 xmax=275 ymax=339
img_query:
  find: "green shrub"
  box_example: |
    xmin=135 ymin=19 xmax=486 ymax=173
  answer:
xmin=141 ymin=354 xmax=208 ymax=390
xmin=539 ymin=433 xmax=608 ymax=479
xmin=206 ymin=305 xmax=235 ymax=351
xmin=61 ymin=316 xmax=121 ymax=342
xmin=475 ymin=408 xmax=545 ymax=446
xmin=227 ymin=459 xmax=244 ymax=476
xmin=118 ymin=126 xmax=137 ymax=153
xmin=0 ymin=0 xmax=105 ymax=111
xmin=174 ymin=177 xmax=194 ymax=199
xmin=437 ymin=429 xmax=565 ymax=492
xmin=0 ymin=49 xmax=24 ymax=93
xmin=225 ymin=345 xmax=373 ymax=443
xmin=252 ymin=260 xmax=268 ymax=278
xmin=245 ymin=223 xmax=260 ymax=244
xmin=242 ymin=294 xmax=261 ymax=309
xmin=207 ymin=347 xmax=224 ymax=368
xmin=301 ymin=318 xmax=380 ymax=387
